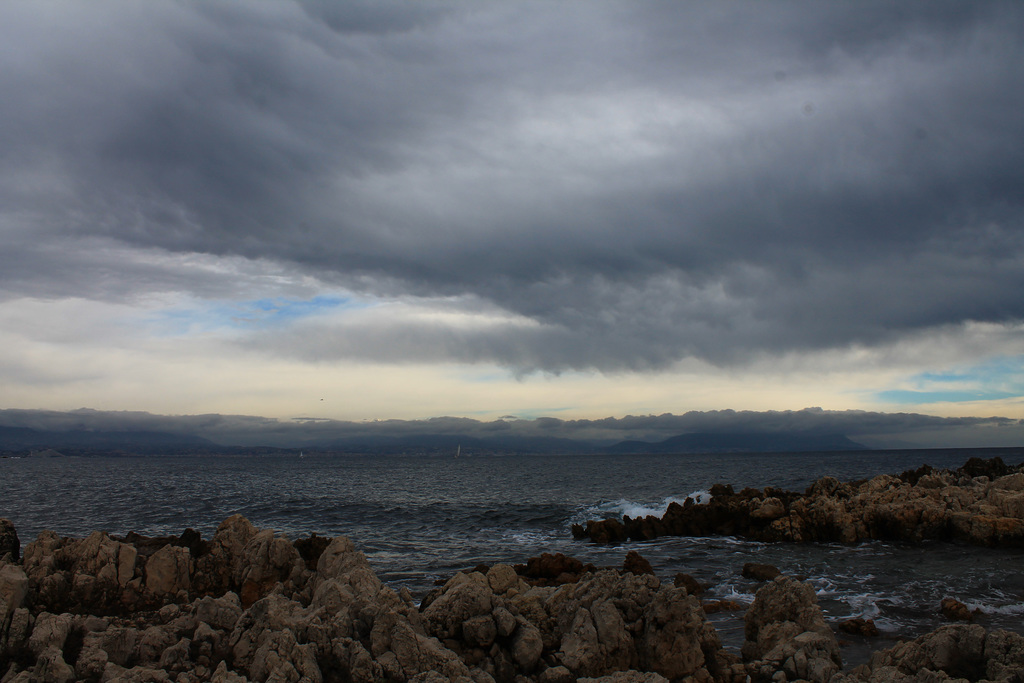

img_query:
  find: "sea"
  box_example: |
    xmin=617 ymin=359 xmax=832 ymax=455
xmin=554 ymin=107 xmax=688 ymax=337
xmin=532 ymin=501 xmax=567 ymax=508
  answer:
xmin=2 ymin=447 xmax=1023 ymax=665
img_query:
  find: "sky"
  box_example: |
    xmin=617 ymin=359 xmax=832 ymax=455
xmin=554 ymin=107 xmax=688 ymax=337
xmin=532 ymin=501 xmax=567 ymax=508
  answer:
xmin=2 ymin=1 xmax=1024 ymax=447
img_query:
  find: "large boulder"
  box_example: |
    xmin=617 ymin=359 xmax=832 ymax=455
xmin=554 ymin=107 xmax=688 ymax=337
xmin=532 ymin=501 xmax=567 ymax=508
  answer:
xmin=144 ymin=544 xmax=192 ymax=599
xmin=742 ymin=576 xmax=841 ymax=683
xmin=232 ymin=529 xmax=305 ymax=607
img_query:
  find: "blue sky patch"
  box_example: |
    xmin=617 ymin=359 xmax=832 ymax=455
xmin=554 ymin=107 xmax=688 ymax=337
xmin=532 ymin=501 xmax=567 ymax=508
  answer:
xmin=148 ymin=295 xmax=361 ymax=335
xmin=878 ymin=356 xmax=1024 ymax=405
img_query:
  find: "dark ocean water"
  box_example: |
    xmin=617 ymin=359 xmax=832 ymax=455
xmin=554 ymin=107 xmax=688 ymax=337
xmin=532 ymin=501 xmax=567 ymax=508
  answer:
xmin=2 ymin=448 xmax=1023 ymax=663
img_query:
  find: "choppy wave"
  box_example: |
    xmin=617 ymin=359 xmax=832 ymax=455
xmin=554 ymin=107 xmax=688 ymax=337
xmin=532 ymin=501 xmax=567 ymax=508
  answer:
xmin=579 ymin=490 xmax=712 ymax=523
xmin=964 ymin=601 xmax=1024 ymax=616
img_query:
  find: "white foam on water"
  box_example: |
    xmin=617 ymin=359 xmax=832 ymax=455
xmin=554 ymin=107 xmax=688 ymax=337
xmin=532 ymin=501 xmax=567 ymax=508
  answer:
xmin=840 ymin=593 xmax=885 ymax=619
xmin=964 ymin=601 xmax=1024 ymax=616
xmin=712 ymin=582 xmax=757 ymax=604
xmin=583 ymin=491 xmax=712 ymax=522
xmin=506 ymin=530 xmax=559 ymax=545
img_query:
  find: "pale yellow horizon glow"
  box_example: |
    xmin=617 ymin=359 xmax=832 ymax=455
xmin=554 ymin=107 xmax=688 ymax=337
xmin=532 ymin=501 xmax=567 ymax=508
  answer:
xmin=1 ymin=296 xmax=1023 ymax=424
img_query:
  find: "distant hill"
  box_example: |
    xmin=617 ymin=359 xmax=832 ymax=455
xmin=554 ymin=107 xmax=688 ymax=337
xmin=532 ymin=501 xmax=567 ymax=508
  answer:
xmin=0 ymin=424 xmax=868 ymax=457
xmin=318 ymin=433 xmax=592 ymax=455
xmin=605 ymin=432 xmax=867 ymax=454
xmin=0 ymin=425 xmax=217 ymax=454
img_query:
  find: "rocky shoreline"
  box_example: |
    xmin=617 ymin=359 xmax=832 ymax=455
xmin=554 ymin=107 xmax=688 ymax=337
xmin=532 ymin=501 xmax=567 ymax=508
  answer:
xmin=1 ymin=458 xmax=1023 ymax=682
xmin=572 ymin=457 xmax=1024 ymax=547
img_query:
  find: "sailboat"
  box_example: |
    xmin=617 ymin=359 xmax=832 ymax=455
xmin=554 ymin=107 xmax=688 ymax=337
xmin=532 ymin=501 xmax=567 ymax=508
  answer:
xmin=455 ymin=444 xmax=461 ymax=459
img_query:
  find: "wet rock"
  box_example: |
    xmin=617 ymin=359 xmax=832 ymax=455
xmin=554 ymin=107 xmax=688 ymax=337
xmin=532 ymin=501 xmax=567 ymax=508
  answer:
xmin=838 ymin=618 xmax=880 ymax=637
xmin=742 ymin=563 xmax=780 ymax=582
xmin=622 ymin=551 xmax=654 ymax=577
xmin=751 ymin=497 xmax=787 ymax=521
xmin=672 ymin=573 xmax=703 ymax=596
xmin=583 ymin=519 xmax=629 ymax=545
xmin=940 ymin=597 xmax=975 ymax=622
xmin=516 ymin=553 xmax=595 ymax=586
xmin=575 ymin=457 xmax=1024 ymax=548
xmin=702 ymin=600 xmax=744 ymax=614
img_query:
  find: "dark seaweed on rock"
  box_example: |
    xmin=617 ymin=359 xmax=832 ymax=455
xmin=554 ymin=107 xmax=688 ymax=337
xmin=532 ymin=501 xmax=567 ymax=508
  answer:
xmin=572 ymin=458 xmax=1024 ymax=548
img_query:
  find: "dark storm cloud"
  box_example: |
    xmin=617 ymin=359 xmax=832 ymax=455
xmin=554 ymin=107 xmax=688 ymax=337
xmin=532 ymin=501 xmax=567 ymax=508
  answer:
xmin=1 ymin=2 xmax=1023 ymax=370
xmin=0 ymin=407 xmax=1018 ymax=449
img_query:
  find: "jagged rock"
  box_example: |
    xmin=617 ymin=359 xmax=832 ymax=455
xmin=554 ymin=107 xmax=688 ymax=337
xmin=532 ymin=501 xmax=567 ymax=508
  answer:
xmin=210 ymin=660 xmax=249 ymax=683
xmin=193 ymin=592 xmax=243 ymax=631
xmin=485 ymin=564 xmax=519 ymax=594
xmin=26 ymin=613 xmax=72 ymax=657
xmin=157 ymin=636 xmax=191 ymax=671
xmin=575 ymin=457 xmax=1024 ymax=548
xmin=145 ymin=544 xmax=192 ymax=599
xmin=248 ymin=627 xmax=321 ymax=683
xmin=233 ymin=529 xmax=305 ymax=607
xmin=21 ymin=646 xmax=75 ymax=683
xmin=0 ymin=520 xmax=19 ymax=563
xmin=24 ymin=513 xmax=1021 ymax=683
xmin=751 ymin=497 xmax=787 ymax=520
xmin=538 ymin=664 xmax=574 ymax=683
xmin=229 ymin=593 xmax=309 ymax=673
xmin=742 ymin=576 xmax=841 ymax=683
xmin=833 ymin=624 xmax=1024 ymax=682
xmin=422 ymin=572 xmax=492 ymax=641
xmin=292 ymin=533 xmax=331 ymax=571
xmin=638 ymin=586 xmax=713 ymax=680
xmin=462 ymin=614 xmax=497 ymax=648
xmin=511 ymin=621 xmax=544 ymax=670
xmin=191 ymin=515 xmax=257 ymax=596
xmin=0 ymin=565 xmax=29 ymax=624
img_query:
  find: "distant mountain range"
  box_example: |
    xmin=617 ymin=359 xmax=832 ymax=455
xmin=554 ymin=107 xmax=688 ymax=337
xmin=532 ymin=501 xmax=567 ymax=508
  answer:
xmin=0 ymin=426 xmax=217 ymax=454
xmin=604 ymin=432 xmax=867 ymax=454
xmin=0 ymin=424 xmax=868 ymax=456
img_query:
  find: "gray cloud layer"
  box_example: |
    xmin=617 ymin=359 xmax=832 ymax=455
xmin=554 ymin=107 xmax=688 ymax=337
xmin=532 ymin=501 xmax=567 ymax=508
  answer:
xmin=2 ymin=2 xmax=1023 ymax=371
